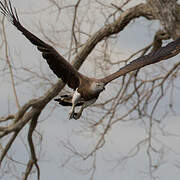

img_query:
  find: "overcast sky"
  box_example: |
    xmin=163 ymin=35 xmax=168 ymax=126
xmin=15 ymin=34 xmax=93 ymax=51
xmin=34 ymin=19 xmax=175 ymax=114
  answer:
xmin=0 ymin=0 xmax=180 ymax=180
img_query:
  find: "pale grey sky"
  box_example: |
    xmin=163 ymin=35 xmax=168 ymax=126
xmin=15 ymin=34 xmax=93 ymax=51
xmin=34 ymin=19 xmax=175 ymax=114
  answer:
xmin=0 ymin=0 xmax=180 ymax=180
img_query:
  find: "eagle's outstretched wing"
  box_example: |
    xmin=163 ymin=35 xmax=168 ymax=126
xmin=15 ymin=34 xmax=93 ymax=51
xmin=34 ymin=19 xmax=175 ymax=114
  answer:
xmin=100 ymin=37 xmax=180 ymax=84
xmin=0 ymin=0 xmax=80 ymax=90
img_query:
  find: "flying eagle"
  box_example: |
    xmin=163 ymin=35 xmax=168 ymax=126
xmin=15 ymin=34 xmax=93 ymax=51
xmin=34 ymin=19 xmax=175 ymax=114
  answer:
xmin=0 ymin=0 xmax=180 ymax=119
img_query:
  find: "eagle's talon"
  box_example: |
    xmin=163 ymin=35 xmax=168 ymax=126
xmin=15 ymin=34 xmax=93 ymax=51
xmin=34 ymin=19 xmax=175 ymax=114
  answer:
xmin=73 ymin=113 xmax=79 ymax=120
xmin=73 ymin=112 xmax=82 ymax=120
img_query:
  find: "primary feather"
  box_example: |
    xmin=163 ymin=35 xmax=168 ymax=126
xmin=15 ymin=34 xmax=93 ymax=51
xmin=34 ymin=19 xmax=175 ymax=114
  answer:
xmin=0 ymin=0 xmax=80 ymax=90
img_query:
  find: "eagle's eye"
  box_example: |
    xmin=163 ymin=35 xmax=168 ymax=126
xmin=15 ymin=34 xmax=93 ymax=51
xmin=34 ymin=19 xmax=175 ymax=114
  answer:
xmin=96 ymin=82 xmax=105 ymax=91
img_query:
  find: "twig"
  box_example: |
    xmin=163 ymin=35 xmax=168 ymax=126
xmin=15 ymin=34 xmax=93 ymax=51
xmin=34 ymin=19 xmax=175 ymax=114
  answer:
xmin=23 ymin=111 xmax=41 ymax=180
xmin=1 ymin=15 xmax=20 ymax=110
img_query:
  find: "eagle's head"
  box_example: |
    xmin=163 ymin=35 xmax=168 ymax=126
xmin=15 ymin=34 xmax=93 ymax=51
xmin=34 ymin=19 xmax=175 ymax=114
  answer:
xmin=91 ymin=81 xmax=105 ymax=93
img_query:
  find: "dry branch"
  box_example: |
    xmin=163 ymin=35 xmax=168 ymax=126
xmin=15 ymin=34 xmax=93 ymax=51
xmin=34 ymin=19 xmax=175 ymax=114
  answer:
xmin=148 ymin=0 xmax=180 ymax=39
xmin=72 ymin=3 xmax=155 ymax=69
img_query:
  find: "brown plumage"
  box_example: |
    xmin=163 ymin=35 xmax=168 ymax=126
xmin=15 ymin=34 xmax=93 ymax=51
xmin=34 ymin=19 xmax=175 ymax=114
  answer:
xmin=1 ymin=0 xmax=180 ymax=119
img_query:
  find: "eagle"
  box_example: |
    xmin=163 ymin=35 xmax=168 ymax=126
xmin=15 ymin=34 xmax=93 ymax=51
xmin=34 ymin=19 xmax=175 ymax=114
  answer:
xmin=0 ymin=0 xmax=180 ymax=119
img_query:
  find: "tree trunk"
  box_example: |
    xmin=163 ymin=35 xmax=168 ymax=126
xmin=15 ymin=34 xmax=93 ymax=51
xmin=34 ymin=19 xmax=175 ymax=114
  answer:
xmin=148 ymin=0 xmax=180 ymax=39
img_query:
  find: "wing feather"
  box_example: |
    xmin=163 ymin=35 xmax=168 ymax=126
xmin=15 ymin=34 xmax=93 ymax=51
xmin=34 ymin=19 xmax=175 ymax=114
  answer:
xmin=0 ymin=0 xmax=80 ymax=90
xmin=100 ymin=38 xmax=180 ymax=84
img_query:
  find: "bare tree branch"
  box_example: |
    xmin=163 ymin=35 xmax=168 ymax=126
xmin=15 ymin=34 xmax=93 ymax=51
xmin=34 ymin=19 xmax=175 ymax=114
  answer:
xmin=1 ymin=14 xmax=20 ymax=109
xmin=72 ymin=3 xmax=155 ymax=69
xmin=24 ymin=112 xmax=41 ymax=180
xmin=148 ymin=0 xmax=180 ymax=39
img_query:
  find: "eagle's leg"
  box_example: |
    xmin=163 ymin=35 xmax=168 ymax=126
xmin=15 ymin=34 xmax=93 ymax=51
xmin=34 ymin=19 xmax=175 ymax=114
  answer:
xmin=73 ymin=98 xmax=97 ymax=120
xmin=69 ymin=89 xmax=81 ymax=119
